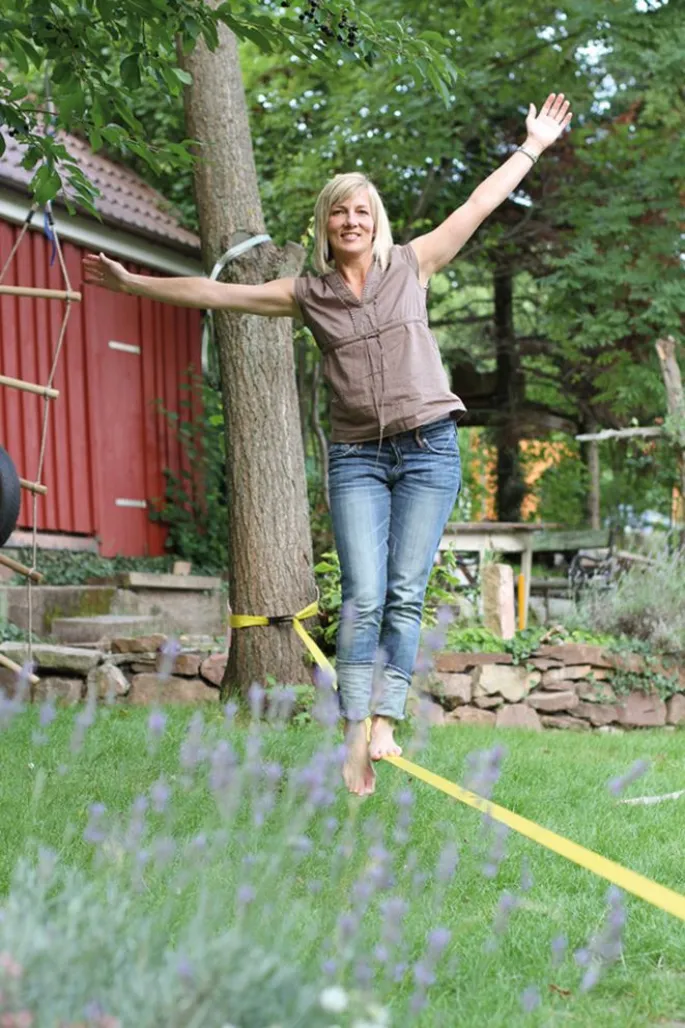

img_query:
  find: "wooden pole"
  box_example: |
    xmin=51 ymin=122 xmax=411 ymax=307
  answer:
xmin=655 ymin=336 xmax=685 ymax=533
xmin=0 ymin=552 xmax=44 ymax=583
xmin=19 ymin=478 xmax=48 ymax=497
xmin=0 ymin=285 xmax=81 ymax=302
xmin=0 ymin=375 xmax=59 ymax=400
xmin=0 ymin=653 xmax=40 ymax=688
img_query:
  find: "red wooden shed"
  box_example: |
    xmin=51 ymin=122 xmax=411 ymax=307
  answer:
xmin=0 ymin=134 xmax=203 ymax=558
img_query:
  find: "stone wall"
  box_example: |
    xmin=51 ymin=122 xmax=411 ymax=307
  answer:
xmin=2 ymin=638 xmax=684 ymax=731
xmin=0 ymin=636 xmax=227 ymax=705
xmin=416 ymin=643 xmax=685 ymax=730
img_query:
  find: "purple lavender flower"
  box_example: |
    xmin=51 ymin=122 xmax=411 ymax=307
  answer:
xmin=158 ymin=637 xmax=181 ymax=680
xmin=336 ymin=911 xmax=358 ymax=941
xmin=83 ymin=802 xmax=107 ymax=844
xmin=338 ymin=599 xmax=356 ymax=652
xmin=248 ymin=682 xmax=265 ymax=720
xmin=180 ymin=711 xmax=206 ymax=771
xmin=147 ymin=708 xmax=167 ymax=740
xmin=520 ymin=986 xmax=541 ymax=1012
xmin=427 ymin=927 xmax=451 ymax=957
xmin=580 ymin=964 xmax=602 ymax=992
xmin=551 ymin=934 xmax=568 ymax=966
xmin=237 ymin=884 xmax=255 ymax=906
xmin=223 ymin=700 xmax=238 ymax=724
xmin=392 ymin=962 xmax=408 ymax=983
xmin=38 ymin=696 xmax=56 ymax=728
xmin=209 ymin=739 xmax=237 ymax=793
xmin=355 ymin=960 xmax=373 ymax=987
xmin=321 ymin=958 xmax=337 ymax=977
xmin=490 ymin=890 xmax=518 ymax=939
xmin=608 ymin=758 xmax=649 ymax=797
xmin=412 ymin=961 xmax=435 ymax=988
xmin=574 ymin=947 xmax=590 ymax=967
xmin=176 ymin=954 xmax=194 ymax=981
xmin=150 ymin=778 xmax=171 ymax=814
xmin=436 ymin=840 xmax=459 ymax=882
xmin=520 ymin=857 xmax=534 ymax=893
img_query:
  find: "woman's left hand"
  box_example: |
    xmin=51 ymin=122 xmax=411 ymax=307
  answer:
xmin=525 ymin=92 xmax=572 ymax=151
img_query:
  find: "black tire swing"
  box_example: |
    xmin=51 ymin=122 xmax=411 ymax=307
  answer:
xmin=0 ymin=446 xmax=20 ymax=548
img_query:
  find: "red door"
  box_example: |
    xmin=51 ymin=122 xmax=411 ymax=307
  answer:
xmin=85 ymin=288 xmax=150 ymax=556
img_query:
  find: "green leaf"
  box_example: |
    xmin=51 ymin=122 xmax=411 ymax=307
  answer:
xmin=120 ymin=52 xmax=141 ymax=89
xmin=171 ymin=66 xmax=193 ymax=85
xmin=32 ymin=164 xmax=62 ymax=205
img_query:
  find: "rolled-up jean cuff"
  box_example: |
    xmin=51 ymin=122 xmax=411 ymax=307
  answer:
xmin=335 ymin=660 xmax=375 ymax=722
xmin=372 ymin=665 xmax=410 ymax=721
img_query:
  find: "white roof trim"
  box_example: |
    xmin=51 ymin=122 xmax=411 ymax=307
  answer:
xmin=0 ymin=188 xmax=202 ymax=277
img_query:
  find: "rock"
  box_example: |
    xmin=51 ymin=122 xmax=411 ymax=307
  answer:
xmin=541 ymin=665 xmax=593 ymax=686
xmin=435 ymin=652 xmax=513 ymax=674
xmin=577 ymin=680 xmax=617 ymax=702
xmin=540 ymin=678 xmax=581 ymax=693
xmin=131 ymin=661 xmax=158 ymax=673
xmin=33 ymin=676 xmax=83 ymax=705
xmin=481 ymin=563 xmax=516 ymax=640
xmin=527 ymin=690 xmax=579 ymax=713
xmin=449 ymin=706 xmax=496 ymax=727
xmin=159 ymin=652 xmax=203 ymax=677
xmin=474 ymin=664 xmax=540 ymax=703
xmin=496 ymin=704 xmax=542 ymax=731
xmin=610 ymin=652 xmax=645 ymax=674
xmin=540 ymin=714 xmax=590 ymax=732
xmin=617 ymin=691 xmax=667 ymax=728
xmin=536 ymin=644 xmax=613 ymax=668
xmin=86 ymin=663 xmax=130 ymax=701
xmin=128 ymin=674 xmax=220 ymax=705
xmin=575 ymin=700 xmax=619 ymax=726
xmin=528 ymin=657 xmax=564 ymax=671
xmin=433 ymin=672 xmax=472 ymax=708
xmin=409 ymin=692 xmax=445 ymax=724
xmin=666 ymin=693 xmax=685 ymax=726
xmin=474 ymin=694 xmax=502 ymax=709
xmin=200 ymin=653 xmax=227 ymax=687
xmin=111 ymin=635 xmax=167 ymax=654
xmin=0 ymin=643 xmax=103 ymax=674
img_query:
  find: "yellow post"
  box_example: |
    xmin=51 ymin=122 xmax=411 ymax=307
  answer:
xmin=518 ymin=573 xmax=526 ymax=631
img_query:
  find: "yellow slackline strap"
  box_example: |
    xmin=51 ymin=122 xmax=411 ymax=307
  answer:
xmin=383 ymin=752 xmax=685 ymax=923
xmin=231 ymin=602 xmax=685 ymax=923
xmin=230 ymin=603 xmax=336 ymax=679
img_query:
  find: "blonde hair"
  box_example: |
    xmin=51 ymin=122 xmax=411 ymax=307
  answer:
xmin=312 ymin=173 xmax=393 ymax=275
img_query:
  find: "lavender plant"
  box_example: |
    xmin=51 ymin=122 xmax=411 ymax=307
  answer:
xmin=0 ymin=622 xmax=645 ymax=1025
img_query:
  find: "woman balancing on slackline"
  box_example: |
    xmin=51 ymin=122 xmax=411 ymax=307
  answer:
xmin=84 ymin=92 xmax=572 ymax=795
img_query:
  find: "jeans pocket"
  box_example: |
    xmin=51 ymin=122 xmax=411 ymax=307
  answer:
xmin=417 ymin=420 xmax=458 ymax=456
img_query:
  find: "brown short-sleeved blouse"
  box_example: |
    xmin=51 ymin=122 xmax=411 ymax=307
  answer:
xmin=293 ymin=243 xmax=466 ymax=443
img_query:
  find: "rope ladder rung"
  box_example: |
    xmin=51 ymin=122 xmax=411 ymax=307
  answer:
xmin=0 ymin=552 xmax=44 ymax=584
xmin=0 ymin=375 xmax=59 ymax=400
xmin=0 ymin=652 xmax=40 ymax=688
xmin=19 ymin=478 xmax=48 ymax=497
xmin=0 ymin=285 xmax=81 ymax=302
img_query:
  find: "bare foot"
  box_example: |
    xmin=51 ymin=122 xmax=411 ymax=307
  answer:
xmin=343 ymin=721 xmax=376 ymax=796
xmin=369 ymin=716 xmax=403 ymax=761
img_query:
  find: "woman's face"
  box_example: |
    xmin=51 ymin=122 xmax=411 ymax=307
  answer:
xmin=326 ymin=188 xmax=375 ymax=262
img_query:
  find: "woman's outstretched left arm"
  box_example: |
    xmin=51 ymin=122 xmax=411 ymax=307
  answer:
xmin=411 ymin=92 xmax=572 ymax=281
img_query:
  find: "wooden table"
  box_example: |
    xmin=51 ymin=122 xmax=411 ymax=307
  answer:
xmin=439 ymin=522 xmax=554 ymax=629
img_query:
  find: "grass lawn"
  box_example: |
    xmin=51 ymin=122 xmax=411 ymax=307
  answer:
xmin=1 ymin=707 xmax=684 ymax=1026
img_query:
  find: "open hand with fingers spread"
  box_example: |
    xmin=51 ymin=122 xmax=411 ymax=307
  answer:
xmin=82 ymin=252 xmax=130 ymax=293
xmin=525 ymin=92 xmax=572 ymax=151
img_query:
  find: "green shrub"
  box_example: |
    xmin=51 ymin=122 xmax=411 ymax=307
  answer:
xmin=571 ymin=545 xmax=685 ymax=653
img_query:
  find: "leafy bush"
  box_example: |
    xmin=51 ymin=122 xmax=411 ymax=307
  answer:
xmin=571 ymin=545 xmax=685 ymax=652
xmin=151 ymin=373 xmax=228 ymax=575
xmin=7 ymin=550 xmax=173 ymax=586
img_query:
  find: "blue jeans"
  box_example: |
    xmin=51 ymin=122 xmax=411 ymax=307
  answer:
xmin=328 ymin=417 xmax=461 ymax=722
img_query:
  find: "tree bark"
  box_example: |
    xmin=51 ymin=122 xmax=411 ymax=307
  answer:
xmin=655 ymin=335 xmax=685 ymax=529
xmin=493 ymin=266 xmax=526 ymax=522
xmin=180 ymin=19 xmax=316 ymax=692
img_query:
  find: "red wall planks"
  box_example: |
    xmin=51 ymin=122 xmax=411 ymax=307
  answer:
xmin=0 ymin=221 xmax=202 ymax=557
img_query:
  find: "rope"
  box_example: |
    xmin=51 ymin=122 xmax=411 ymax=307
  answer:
xmin=0 ymin=202 xmax=74 ymax=661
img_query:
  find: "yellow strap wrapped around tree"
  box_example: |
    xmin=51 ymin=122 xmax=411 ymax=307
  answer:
xmin=230 ymin=601 xmax=336 ymax=681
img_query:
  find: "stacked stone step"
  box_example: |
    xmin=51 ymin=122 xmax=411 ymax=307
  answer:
xmin=0 ymin=635 xmax=227 ymax=705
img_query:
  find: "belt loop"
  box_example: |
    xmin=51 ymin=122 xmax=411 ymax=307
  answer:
xmin=415 ymin=427 xmax=423 ymax=448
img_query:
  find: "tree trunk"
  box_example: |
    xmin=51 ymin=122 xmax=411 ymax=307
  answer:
xmin=180 ymin=20 xmax=316 ymax=693
xmin=493 ymin=266 xmax=526 ymax=522
xmin=655 ymin=336 xmax=685 ymax=531
xmin=580 ymin=417 xmax=601 ymax=529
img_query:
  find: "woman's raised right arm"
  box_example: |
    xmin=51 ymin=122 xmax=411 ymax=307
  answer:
xmin=82 ymin=252 xmax=300 ymax=318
